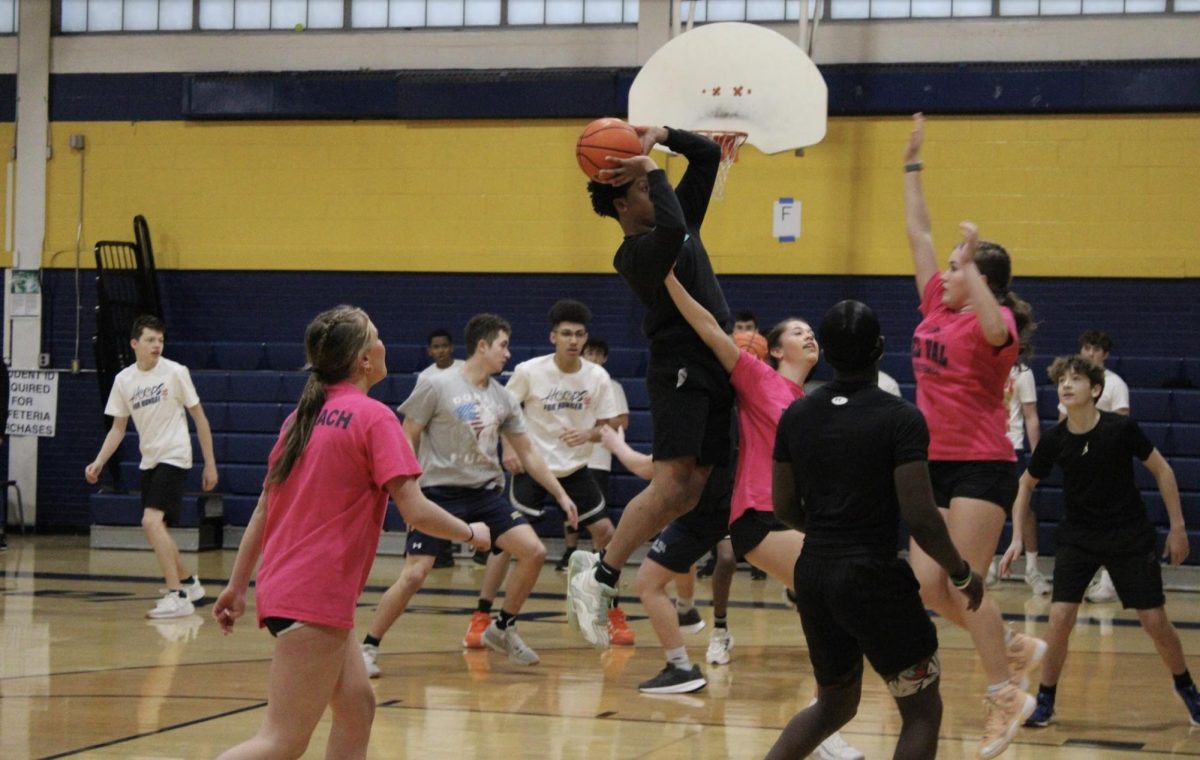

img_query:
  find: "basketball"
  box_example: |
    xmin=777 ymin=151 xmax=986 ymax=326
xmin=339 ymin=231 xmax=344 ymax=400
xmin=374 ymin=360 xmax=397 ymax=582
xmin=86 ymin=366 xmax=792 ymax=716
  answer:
xmin=576 ymin=117 xmax=642 ymax=182
xmin=734 ymin=331 xmax=768 ymax=360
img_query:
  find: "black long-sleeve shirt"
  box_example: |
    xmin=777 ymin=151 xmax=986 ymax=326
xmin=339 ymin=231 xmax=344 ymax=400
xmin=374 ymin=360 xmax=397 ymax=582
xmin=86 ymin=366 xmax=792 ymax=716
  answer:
xmin=613 ymin=128 xmax=731 ymax=352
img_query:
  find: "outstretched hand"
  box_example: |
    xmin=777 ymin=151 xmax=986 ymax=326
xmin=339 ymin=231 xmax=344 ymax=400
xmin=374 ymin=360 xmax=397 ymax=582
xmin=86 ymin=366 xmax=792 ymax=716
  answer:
xmin=633 ymin=125 xmax=669 ymax=156
xmin=958 ymin=220 xmax=980 ymax=262
xmin=596 ymin=155 xmax=657 ymax=186
xmin=904 ymin=113 xmax=925 ymax=163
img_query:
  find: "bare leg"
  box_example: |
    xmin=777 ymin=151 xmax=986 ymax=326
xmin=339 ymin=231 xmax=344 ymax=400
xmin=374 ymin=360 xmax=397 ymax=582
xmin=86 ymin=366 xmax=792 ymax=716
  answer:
xmin=323 ymin=631 xmax=377 ymax=760
xmin=711 ymin=538 xmax=735 ymax=619
xmin=765 ymin=668 xmax=861 ymax=760
xmin=478 ymin=551 xmax=510 ymax=605
xmin=908 ymin=499 xmax=1011 ymax=686
xmin=602 ymin=458 xmax=709 ymax=568
xmin=217 ymin=625 xmax=359 ymax=759
xmin=493 ymin=525 xmax=546 ymax=614
xmin=745 ymin=530 xmax=805 ymax=589
xmin=1139 ymin=607 xmax=1189 ymax=675
xmin=366 ymin=554 xmax=436 ymax=641
xmin=675 ymin=566 xmax=696 ymax=601
xmin=142 ymin=508 xmax=182 ymax=589
xmin=1039 ymin=602 xmax=1078 ymax=686
xmin=893 ymin=671 xmax=943 ymax=760
xmin=636 ymin=559 xmax=686 ymax=652
xmin=586 ymin=517 xmax=615 ymax=551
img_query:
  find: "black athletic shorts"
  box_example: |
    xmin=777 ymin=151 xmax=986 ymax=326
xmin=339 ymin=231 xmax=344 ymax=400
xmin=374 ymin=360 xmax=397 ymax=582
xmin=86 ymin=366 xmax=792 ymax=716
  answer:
xmin=729 ymin=509 xmax=790 ymax=558
xmin=1052 ymin=541 xmax=1165 ymax=610
xmin=509 ymin=469 xmax=608 ymax=527
xmin=588 ymin=468 xmax=610 ymax=501
xmin=794 ymin=552 xmax=939 ymax=685
xmin=141 ymin=463 xmax=188 ymax=525
xmin=928 ymin=460 xmax=1018 ymax=514
xmin=263 ymin=616 xmax=305 ymax=637
xmin=646 ymin=344 xmax=734 ymax=467
xmin=408 ymin=486 xmax=529 ymax=557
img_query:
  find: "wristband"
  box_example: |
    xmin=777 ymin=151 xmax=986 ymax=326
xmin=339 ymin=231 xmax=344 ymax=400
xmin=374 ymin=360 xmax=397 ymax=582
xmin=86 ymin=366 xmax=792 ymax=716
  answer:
xmin=904 ymin=161 xmax=924 ymax=173
xmin=950 ymin=561 xmax=973 ymax=589
xmin=466 ymin=524 xmax=475 ymax=543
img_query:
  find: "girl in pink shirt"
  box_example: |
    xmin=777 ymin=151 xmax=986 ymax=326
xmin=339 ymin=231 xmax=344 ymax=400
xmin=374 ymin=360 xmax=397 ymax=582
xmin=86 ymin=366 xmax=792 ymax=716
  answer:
xmin=212 ymin=306 xmax=491 ymax=760
xmin=904 ymin=114 xmax=1042 ymax=757
xmin=665 ymin=272 xmax=817 ymax=584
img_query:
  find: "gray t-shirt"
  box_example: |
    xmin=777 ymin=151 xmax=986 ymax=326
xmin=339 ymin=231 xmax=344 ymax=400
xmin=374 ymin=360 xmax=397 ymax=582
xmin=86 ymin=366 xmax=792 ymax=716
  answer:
xmin=399 ymin=366 xmax=526 ymax=490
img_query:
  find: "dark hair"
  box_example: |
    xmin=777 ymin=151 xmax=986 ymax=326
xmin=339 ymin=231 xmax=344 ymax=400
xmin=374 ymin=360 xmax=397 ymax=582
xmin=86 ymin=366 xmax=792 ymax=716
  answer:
xmin=1047 ymin=355 xmax=1106 ymax=399
xmin=587 ymin=180 xmax=632 ymax=220
xmin=974 ymin=241 xmax=1036 ymax=354
xmin=427 ymin=328 xmax=452 ymax=346
xmin=764 ymin=317 xmax=810 ymax=371
xmin=131 ymin=314 xmax=166 ymax=341
xmin=549 ymin=299 xmax=592 ymax=328
xmin=1078 ymin=329 xmax=1113 ymax=354
xmin=268 ymin=306 xmax=373 ymax=486
xmin=465 ymin=313 xmax=511 ymax=358
xmin=734 ymin=310 xmax=758 ymax=328
xmin=583 ymin=338 xmax=609 ymax=358
xmin=818 ymin=300 xmax=882 ymax=373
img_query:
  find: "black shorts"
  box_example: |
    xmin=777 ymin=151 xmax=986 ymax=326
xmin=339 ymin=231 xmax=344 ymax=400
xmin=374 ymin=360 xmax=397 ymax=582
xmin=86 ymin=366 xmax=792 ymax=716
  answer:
xmin=263 ymin=616 xmax=305 ymax=637
xmin=730 ymin=509 xmax=790 ymax=558
xmin=509 ymin=469 xmax=608 ymax=527
xmin=588 ymin=468 xmax=610 ymax=501
xmin=648 ymin=467 xmax=733 ymax=574
xmin=408 ymin=486 xmax=529 ymax=557
xmin=794 ymin=553 xmax=939 ymax=685
xmin=928 ymin=460 xmax=1018 ymax=514
xmin=1052 ymin=542 xmax=1165 ymax=610
xmin=140 ymin=464 xmax=188 ymax=525
xmin=646 ymin=345 xmax=734 ymax=467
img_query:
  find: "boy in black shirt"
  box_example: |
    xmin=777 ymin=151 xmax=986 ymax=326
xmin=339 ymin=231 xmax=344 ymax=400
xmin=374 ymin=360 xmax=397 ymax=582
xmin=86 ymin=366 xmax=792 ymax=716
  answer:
xmin=568 ymin=127 xmax=734 ymax=647
xmin=1001 ymin=355 xmax=1196 ymax=727
xmin=771 ymin=300 xmax=984 ymax=760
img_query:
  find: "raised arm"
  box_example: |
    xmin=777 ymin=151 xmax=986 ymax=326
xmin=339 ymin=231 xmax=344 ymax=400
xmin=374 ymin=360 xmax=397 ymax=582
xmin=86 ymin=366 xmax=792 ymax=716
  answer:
xmin=903 ymin=113 xmax=940 ymax=297
xmin=664 ymin=271 xmax=740 ymax=373
xmin=957 ymin=221 xmax=1012 ymax=347
xmin=1143 ymin=450 xmax=1188 ymax=565
xmin=895 ymin=460 xmax=983 ymax=610
xmin=662 ymin=128 xmax=721 ymax=229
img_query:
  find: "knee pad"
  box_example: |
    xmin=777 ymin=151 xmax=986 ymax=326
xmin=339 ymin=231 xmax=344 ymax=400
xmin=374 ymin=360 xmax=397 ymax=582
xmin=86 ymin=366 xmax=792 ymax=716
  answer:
xmin=887 ymin=653 xmax=940 ymax=698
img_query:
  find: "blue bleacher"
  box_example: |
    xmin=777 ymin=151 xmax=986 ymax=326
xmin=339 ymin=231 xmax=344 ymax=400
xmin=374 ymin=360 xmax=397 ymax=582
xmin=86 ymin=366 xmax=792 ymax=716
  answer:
xmin=1171 ymin=424 xmax=1200 ymax=458
xmin=229 ymin=373 xmax=282 ymax=402
xmin=603 ymin=348 xmax=647 ymax=379
xmin=265 ymin=343 xmax=305 ymax=372
xmin=1131 ymin=389 xmax=1172 ymax=422
xmin=225 ymin=402 xmax=284 ymax=433
xmin=879 ymin=352 xmax=914 ymax=384
xmin=170 ymin=342 xmax=213 ymax=370
xmin=191 ymin=372 xmax=230 ymax=402
xmin=1117 ymin=356 xmax=1184 ymax=389
xmin=620 ymin=378 xmax=648 ymax=410
xmin=213 ymin=342 xmax=267 ymax=371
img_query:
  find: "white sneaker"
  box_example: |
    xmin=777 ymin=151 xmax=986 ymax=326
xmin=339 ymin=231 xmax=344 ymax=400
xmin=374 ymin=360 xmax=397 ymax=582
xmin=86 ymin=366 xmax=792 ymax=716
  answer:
xmin=814 ymin=731 xmax=865 ymax=760
xmin=1085 ymin=568 xmax=1117 ymax=603
xmin=565 ymin=550 xmax=599 ymax=632
xmin=147 ymin=591 xmax=194 ymax=619
xmin=706 ymin=628 xmax=733 ymax=665
xmin=482 ymin=621 xmax=540 ymax=665
xmin=185 ymin=577 xmax=206 ymax=602
xmin=567 ymin=552 xmax=614 ymax=647
xmin=1024 ymin=567 xmax=1052 ymax=596
xmin=985 ymin=557 xmax=999 ymax=587
xmin=361 ymin=643 xmax=381 ymax=678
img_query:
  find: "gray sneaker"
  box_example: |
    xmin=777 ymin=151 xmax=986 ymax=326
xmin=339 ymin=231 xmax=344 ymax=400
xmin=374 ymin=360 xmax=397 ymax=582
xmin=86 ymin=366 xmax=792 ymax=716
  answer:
xmin=482 ymin=621 xmax=540 ymax=665
xmin=567 ymin=553 xmax=614 ymax=647
xmin=638 ymin=664 xmax=706 ymax=694
xmin=361 ymin=643 xmax=381 ymax=678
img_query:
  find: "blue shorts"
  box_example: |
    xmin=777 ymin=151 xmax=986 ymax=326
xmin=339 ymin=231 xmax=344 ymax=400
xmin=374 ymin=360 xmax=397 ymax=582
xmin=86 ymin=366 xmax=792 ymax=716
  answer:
xmin=407 ymin=486 xmax=529 ymax=557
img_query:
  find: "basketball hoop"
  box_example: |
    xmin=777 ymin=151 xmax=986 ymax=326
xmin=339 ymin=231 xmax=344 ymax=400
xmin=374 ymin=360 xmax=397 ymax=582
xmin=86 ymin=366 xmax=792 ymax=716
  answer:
xmin=695 ymin=130 xmax=747 ymax=200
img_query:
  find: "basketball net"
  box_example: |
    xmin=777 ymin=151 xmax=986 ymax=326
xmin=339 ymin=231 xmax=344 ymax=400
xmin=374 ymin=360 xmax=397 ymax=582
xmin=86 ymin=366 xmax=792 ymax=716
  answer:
xmin=695 ymin=130 xmax=748 ymax=201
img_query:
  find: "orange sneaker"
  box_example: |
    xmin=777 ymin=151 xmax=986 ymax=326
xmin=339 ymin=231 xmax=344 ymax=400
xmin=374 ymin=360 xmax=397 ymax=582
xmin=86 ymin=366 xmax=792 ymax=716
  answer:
xmin=608 ymin=607 xmax=636 ymax=647
xmin=462 ymin=611 xmax=490 ymax=649
xmin=1006 ymin=630 xmax=1047 ymax=690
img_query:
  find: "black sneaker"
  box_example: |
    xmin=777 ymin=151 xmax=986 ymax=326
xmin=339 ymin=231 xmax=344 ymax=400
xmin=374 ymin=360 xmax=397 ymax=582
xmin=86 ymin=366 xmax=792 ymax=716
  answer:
xmin=0 ymin=534 xmax=7 ymax=552
xmin=677 ymin=607 xmax=705 ymax=634
xmin=696 ymin=553 xmax=716 ymax=578
xmin=554 ymin=548 xmax=576 ymax=572
xmin=639 ymin=663 xmax=707 ymax=694
xmin=472 ymin=550 xmax=489 ymax=566
xmin=1178 ymin=683 xmax=1200 ymax=726
xmin=433 ymin=546 xmax=455 ymax=569
xmin=749 ymin=565 xmax=767 ymax=580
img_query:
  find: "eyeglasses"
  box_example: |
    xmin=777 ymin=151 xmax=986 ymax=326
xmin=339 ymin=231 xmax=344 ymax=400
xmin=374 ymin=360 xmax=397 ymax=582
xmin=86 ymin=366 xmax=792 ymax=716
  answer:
xmin=556 ymin=329 xmax=588 ymax=339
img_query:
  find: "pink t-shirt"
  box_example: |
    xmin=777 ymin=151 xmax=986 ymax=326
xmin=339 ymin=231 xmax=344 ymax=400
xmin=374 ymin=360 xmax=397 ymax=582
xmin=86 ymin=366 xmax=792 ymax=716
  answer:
xmin=729 ymin=350 xmax=805 ymax=524
xmin=912 ymin=277 xmax=1018 ymax=462
xmin=255 ymin=383 xmax=421 ymax=630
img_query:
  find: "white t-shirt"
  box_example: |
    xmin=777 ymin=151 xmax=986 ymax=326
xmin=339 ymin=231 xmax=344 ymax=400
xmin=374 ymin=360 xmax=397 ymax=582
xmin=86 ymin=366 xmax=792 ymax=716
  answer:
xmin=1057 ymin=367 xmax=1130 ymax=417
xmin=505 ymin=355 xmax=621 ymax=477
xmin=877 ymin=371 xmax=902 ymax=398
xmin=588 ymin=378 xmax=629 ymax=471
xmin=1005 ymin=365 xmax=1038 ymax=449
xmin=105 ymin=357 xmax=200 ymax=470
xmin=418 ymin=359 xmax=464 ymax=377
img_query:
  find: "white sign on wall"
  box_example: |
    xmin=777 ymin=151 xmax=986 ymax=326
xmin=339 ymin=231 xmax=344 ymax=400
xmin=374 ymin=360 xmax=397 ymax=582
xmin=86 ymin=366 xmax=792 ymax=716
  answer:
xmin=7 ymin=370 xmax=59 ymax=437
xmin=773 ymin=197 xmax=801 ymax=242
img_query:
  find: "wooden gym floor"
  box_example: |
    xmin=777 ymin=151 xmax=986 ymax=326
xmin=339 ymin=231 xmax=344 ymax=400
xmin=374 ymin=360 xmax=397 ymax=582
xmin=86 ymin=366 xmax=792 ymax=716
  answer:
xmin=4 ymin=535 xmax=1200 ymax=758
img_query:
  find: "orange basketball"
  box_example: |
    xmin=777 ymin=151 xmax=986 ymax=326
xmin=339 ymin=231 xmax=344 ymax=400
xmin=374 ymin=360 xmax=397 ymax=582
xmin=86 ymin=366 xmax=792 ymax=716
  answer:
xmin=576 ymin=117 xmax=643 ymax=182
xmin=734 ymin=331 xmax=768 ymax=360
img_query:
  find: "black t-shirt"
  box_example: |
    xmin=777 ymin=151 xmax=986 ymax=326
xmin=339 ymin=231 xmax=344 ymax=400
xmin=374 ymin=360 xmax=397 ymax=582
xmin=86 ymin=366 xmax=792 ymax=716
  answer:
xmin=773 ymin=379 xmax=929 ymax=558
xmin=1027 ymin=411 xmax=1157 ymax=553
xmin=612 ymin=128 xmax=730 ymax=351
